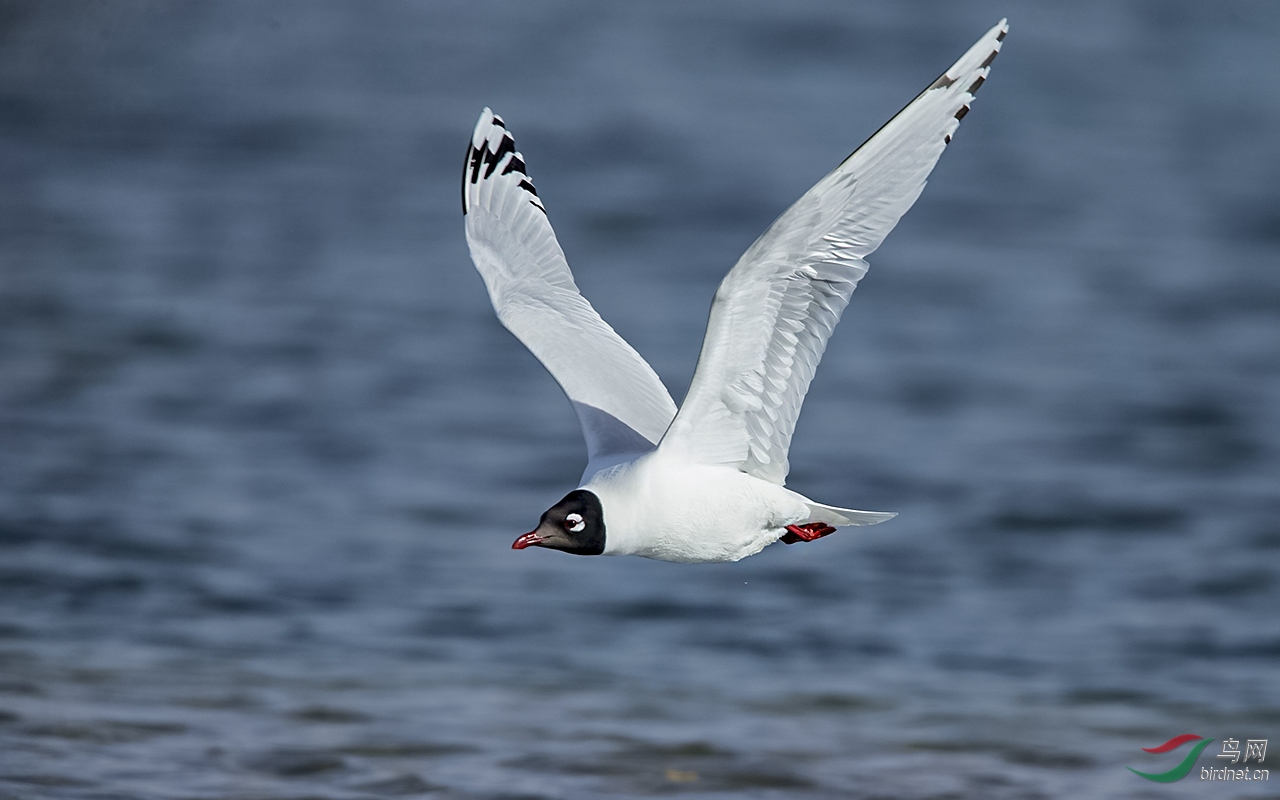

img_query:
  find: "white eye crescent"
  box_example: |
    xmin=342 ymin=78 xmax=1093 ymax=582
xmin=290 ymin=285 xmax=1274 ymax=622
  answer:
xmin=565 ymin=513 xmax=585 ymax=533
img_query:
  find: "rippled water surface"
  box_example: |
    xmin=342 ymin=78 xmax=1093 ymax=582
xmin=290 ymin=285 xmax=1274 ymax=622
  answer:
xmin=1 ymin=2 xmax=1278 ymax=798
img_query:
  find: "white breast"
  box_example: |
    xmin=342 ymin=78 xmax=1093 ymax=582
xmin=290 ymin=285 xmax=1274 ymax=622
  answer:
xmin=585 ymin=453 xmax=810 ymax=563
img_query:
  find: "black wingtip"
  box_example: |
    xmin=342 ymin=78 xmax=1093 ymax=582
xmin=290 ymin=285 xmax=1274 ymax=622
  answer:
xmin=462 ymin=111 xmax=547 ymax=217
xmin=483 ymin=133 xmax=517 ymax=180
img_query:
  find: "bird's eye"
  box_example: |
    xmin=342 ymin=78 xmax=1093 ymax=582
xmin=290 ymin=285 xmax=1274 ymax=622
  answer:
xmin=565 ymin=513 xmax=585 ymax=533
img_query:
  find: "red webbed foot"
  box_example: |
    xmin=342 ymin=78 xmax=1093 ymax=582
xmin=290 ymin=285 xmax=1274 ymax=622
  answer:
xmin=780 ymin=522 xmax=837 ymax=544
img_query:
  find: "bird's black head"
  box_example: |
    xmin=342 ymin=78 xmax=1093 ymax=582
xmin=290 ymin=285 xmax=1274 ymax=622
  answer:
xmin=512 ymin=489 xmax=605 ymax=556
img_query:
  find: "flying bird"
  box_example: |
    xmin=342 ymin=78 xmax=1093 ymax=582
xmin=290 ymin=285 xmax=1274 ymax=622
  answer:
xmin=462 ymin=20 xmax=1007 ymax=562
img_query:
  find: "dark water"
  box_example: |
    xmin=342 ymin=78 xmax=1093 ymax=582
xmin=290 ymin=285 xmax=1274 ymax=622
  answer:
xmin=1 ymin=2 xmax=1278 ymax=798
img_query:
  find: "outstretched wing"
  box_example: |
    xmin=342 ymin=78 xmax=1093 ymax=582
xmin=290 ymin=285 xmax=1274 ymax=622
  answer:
xmin=463 ymin=109 xmax=679 ymax=477
xmin=660 ymin=20 xmax=1007 ymax=483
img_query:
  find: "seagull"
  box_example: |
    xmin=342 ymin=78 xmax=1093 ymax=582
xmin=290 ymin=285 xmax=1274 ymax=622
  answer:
xmin=462 ymin=20 xmax=1007 ymax=562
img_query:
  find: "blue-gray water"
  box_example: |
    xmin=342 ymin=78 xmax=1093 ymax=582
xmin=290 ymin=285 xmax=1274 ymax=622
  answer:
xmin=1 ymin=2 xmax=1278 ymax=798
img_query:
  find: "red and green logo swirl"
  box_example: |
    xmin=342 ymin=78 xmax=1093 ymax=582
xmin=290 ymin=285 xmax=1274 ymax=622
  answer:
xmin=1128 ymin=734 xmax=1214 ymax=782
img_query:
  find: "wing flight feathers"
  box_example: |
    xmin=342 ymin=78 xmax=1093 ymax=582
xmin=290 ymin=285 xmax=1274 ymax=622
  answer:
xmin=660 ymin=20 xmax=1008 ymax=483
xmin=463 ymin=109 xmax=679 ymax=475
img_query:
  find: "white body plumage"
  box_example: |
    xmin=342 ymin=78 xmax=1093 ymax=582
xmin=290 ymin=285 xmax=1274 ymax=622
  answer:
xmin=585 ymin=452 xmax=812 ymax=562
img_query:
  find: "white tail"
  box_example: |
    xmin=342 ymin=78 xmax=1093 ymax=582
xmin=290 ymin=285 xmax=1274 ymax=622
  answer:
xmin=803 ymin=499 xmax=896 ymax=527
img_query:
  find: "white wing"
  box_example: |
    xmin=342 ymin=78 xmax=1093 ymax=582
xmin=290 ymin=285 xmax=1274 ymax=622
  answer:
xmin=660 ymin=20 xmax=1007 ymax=483
xmin=463 ymin=109 xmax=679 ymax=478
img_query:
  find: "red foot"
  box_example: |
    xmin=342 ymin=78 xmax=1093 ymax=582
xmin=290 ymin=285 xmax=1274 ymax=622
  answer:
xmin=781 ymin=522 xmax=837 ymax=544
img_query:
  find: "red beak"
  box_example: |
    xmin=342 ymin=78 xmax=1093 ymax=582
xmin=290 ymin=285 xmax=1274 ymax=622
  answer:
xmin=512 ymin=531 xmax=542 ymax=550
